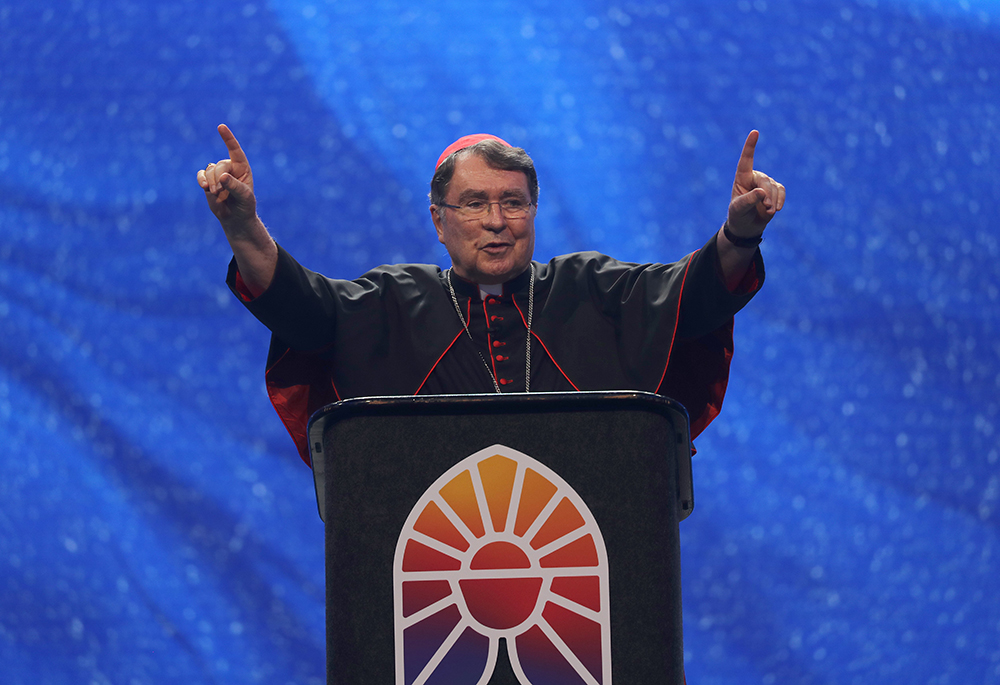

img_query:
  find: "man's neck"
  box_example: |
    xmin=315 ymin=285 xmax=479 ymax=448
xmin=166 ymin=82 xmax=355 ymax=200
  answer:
xmin=448 ymin=265 xmax=532 ymax=299
xmin=478 ymin=282 xmax=503 ymax=300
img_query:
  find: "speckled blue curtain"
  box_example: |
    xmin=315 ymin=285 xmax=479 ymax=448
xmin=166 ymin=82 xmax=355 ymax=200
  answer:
xmin=1 ymin=1 xmax=998 ymax=683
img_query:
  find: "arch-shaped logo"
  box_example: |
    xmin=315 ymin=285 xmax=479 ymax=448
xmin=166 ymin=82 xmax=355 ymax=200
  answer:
xmin=393 ymin=445 xmax=612 ymax=685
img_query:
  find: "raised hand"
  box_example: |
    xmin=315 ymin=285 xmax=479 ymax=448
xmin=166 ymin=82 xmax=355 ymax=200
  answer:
xmin=197 ymin=125 xmax=276 ymax=294
xmin=727 ymin=130 xmax=785 ymax=240
xmin=197 ymin=124 xmax=256 ymax=229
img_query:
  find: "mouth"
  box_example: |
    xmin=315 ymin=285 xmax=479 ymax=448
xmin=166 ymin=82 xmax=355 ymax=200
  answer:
xmin=481 ymin=242 xmax=513 ymax=254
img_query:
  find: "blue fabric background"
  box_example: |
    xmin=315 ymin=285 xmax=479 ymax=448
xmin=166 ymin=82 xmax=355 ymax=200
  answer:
xmin=1 ymin=1 xmax=998 ymax=683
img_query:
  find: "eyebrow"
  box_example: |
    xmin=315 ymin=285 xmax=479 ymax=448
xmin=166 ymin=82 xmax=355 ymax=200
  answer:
xmin=455 ymin=188 xmax=529 ymax=202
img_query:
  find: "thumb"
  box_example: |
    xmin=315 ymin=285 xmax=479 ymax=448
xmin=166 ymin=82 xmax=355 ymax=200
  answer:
xmin=730 ymin=187 xmax=766 ymax=215
xmin=219 ymin=172 xmax=253 ymax=205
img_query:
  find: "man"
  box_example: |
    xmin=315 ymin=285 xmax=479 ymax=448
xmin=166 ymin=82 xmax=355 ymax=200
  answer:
xmin=198 ymin=126 xmax=784 ymax=464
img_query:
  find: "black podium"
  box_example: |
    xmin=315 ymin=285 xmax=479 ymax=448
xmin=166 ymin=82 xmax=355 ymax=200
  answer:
xmin=306 ymin=391 xmax=693 ymax=685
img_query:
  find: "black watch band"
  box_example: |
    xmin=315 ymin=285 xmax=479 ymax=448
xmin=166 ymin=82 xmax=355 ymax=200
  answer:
xmin=723 ymin=223 xmax=763 ymax=248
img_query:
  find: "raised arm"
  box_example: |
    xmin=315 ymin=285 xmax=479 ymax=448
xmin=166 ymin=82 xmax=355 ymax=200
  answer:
xmin=716 ymin=130 xmax=785 ymax=290
xmin=197 ymin=124 xmax=277 ymax=296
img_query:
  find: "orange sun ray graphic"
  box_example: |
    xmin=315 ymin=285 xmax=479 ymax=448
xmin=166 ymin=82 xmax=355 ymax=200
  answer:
xmin=394 ymin=445 xmax=612 ymax=685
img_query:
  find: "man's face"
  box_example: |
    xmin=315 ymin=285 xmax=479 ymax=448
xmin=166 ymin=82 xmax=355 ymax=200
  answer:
xmin=431 ymin=153 xmax=536 ymax=285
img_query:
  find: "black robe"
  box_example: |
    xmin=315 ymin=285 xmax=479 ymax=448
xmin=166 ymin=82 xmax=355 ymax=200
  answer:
xmin=227 ymin=234 xmax=764 ymax=465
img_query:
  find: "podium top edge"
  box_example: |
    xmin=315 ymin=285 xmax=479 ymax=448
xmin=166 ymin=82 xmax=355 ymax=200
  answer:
xmin=306 ymin=390 xmax=690 ymax=433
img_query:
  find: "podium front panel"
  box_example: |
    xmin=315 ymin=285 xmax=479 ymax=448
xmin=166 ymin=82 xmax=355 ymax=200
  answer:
xmin=308 ymin=391 xmax=692 ymax=685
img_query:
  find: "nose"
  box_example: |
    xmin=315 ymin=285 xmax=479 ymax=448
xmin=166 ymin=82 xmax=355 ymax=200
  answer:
xmin=481 ymin=202 xmax=507 ymax=230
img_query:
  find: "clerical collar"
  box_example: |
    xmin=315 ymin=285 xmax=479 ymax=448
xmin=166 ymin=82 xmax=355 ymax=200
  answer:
xmin=478 ymin=282 xmax=502 ymax=300
xmin=447 ymin=266 xmax=533 ymax=299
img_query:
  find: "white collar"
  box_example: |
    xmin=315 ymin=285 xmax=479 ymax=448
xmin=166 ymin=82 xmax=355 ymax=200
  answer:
xmin=478 ymin=282 xmax=503 ymax=300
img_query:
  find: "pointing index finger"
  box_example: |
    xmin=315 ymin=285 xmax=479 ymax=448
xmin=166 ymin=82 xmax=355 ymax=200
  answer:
xmin=737 ymin=129 xmax=760 ymax=176
xmin=217 ymin=123 xmax=248 ymax=165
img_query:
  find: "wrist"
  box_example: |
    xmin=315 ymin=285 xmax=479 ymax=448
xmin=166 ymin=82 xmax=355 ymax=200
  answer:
xmin=722 ymin=222 xmax=763 ymax=248
xmin=223 ymin=214 xmax=268 ymax=243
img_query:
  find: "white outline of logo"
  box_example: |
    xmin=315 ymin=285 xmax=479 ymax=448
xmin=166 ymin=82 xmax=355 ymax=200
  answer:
xmin=393 ymin=444 xmax=613 ymax=685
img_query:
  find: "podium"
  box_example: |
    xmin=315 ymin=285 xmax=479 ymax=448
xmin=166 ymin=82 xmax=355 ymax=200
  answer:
xmin=306 ymin=391 xmax=693 ymax=685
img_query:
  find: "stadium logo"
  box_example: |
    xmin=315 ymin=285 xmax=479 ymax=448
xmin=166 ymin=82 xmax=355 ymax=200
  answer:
xmin=393 ymin=445 xmax=612 ymax=685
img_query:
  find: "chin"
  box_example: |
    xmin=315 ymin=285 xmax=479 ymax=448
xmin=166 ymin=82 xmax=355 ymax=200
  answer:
xmin=462 ymin=251 xmax=530 ymax=284
xmin=483 ymin=264 xmax=525 ymax=285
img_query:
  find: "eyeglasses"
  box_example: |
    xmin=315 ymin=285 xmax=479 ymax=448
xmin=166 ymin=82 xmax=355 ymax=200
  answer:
xmin=439 ymin=198 xmax=535 ymax=220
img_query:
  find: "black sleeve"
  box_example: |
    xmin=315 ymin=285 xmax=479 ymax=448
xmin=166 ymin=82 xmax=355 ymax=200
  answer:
xmin=226 ymin=243 xmax=365 ymax=353
xmin=675 ymin=231 xmax=765 ymax=340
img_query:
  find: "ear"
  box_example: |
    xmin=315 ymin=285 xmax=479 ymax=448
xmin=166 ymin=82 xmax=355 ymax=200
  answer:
xmin=430 ymin=205 xmax=446 ymax=245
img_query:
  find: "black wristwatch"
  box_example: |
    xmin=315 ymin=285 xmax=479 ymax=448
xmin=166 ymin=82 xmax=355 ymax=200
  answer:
xmin=723 ymin=223 xmax=763 ymax=248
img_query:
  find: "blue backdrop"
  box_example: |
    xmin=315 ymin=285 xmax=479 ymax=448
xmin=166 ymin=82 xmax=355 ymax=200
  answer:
xmin=2 ymin=1 xmax=998 ymax=683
